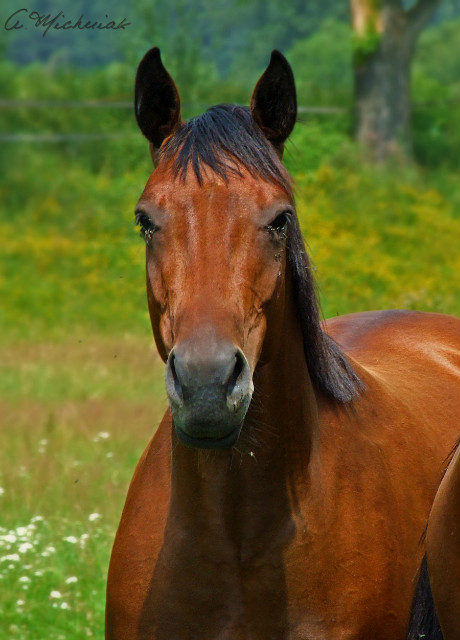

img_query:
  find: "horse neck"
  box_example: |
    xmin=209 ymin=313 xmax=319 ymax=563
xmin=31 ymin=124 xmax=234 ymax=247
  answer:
xmin=168 ymin=268 xmax=318 ymax=543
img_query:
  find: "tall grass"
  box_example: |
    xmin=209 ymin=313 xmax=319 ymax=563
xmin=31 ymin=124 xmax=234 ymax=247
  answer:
xmin=0 ymin=335 xmax=167 ymax=638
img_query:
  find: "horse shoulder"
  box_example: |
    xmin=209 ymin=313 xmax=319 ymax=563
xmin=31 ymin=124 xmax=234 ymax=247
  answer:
xmin=293 ymin=310 xmax=460 ymax=636
xmin=426 ymin=442 xmax=460 ymax=640
xmin=325 ymin=310 xmax=460 ymax=407
xmin=324 ymin=310 xmax=460 ymax=359
xmin=106 ymin=412 xmax=172 ymax=638
xmin=321 ymin=310 xmax=460 ymax=495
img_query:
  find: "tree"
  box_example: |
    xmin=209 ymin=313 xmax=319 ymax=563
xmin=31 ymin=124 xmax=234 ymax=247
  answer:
xmin=350 ymin=0 xmax=441 ymax=161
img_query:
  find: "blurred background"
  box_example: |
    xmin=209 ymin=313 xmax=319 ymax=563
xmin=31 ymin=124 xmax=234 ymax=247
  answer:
xmin=0 ymin=1 xmax=459 ymax=637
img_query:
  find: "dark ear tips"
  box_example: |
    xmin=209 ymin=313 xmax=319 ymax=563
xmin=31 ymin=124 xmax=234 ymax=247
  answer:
xmin=250 ymin=50 xmax=297 ymax=151
xmin=134 ymin=47 xmax=182 ymax=151
xmin=268 ymin=49 xmax=290 ymax=71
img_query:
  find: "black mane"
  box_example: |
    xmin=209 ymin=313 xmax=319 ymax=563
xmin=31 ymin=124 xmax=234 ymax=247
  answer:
xmin=161 ymin=104 xmax=362 ymax=403
xmin=162 ymin=104 xmax=291 ymax=190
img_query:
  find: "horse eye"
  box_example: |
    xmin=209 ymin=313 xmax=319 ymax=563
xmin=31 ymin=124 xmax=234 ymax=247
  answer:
xmin=266 ymin=212 xmax=289 ymax=238
xmin=135 ymin=213 xmax=159 ymax=242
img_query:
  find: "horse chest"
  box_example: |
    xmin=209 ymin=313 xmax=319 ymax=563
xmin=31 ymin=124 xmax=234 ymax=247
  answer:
xmin=142 ymin=523 xmax=400 ymax=640
xmin=142 ymin=514 xmax=296 ymax=639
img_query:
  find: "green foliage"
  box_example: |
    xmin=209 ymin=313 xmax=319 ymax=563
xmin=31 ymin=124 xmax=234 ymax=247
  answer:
xmin=292 ymin=163 xmax=460 ymax=318
xmin=284 ymin=119 xmax=353 ymax=173
xmin=0 ymin=150 xmax=148 ymax=342
xmin=411 ymin=18 xmax=460 ymax=169
xmin=414 ymin=18 xmax=460 ymax=85
xmin=287 ymin=16 xmax=459 ymax=169
xmin=287 ymin=20 xmax=353 ymax=106
xmin=2 ymin=11 xmax=459 ymax=169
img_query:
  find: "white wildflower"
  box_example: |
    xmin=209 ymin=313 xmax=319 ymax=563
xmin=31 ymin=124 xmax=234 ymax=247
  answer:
xmin=0 ymin=487 xmax=4 ymax=496
xmin=3 ymin=534 xmax=16 ymax=544
xmin=1 ymin=553 xmax=20 ymax=562
xmin=60 ymin=602 xmax=71 ymax=610
xmin=64 ymin=536 xmax=78 ymax=544
xmin=19 ymin=576 xmax=31 ymax=583
xmin=88 ymin=513 xmax=101 ymax=522
xmin=18 ymin=542 xmax=33 ymax=553
xmin=31 ymin=516 xmax=44 ymax=523
xmin=65 ymin=576 xmax=78 ymax=584
xmin=50 ymin=590 xmax=62 ymax=599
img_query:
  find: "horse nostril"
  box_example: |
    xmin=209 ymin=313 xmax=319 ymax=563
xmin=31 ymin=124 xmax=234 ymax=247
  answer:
xmin=227 ymin=349 xmax=252 ymax=411
xmin=166 ymin=351 xmax=184 ymax=406
xmin=227 ymin=351 xmax=244 ymax=397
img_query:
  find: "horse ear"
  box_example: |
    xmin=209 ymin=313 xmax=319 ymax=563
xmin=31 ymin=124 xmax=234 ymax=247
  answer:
xmin=134 ymin=47 xmax=182 ymax=164
xmin=250 ymin=50 xmax=297 ymax=154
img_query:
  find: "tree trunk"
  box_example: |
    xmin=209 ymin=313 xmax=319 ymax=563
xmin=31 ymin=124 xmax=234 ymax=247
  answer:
xmin=350 ymin=0 xmax=441 ymax=162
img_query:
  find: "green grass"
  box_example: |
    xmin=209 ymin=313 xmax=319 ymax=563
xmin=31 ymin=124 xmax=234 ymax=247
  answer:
xmin=0 ymin=515 xmax=110 ymax=638
xmin=0 ymin=132 xmax=459 ymax=637
xmin=0 ymin=336 xmax=167 ymax=638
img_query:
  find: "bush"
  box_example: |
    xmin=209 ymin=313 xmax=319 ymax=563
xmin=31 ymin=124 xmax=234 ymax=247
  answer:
xmin=287 ymin=20 xmax=353 ymax=107
xmin=411 ymin=19 xmax=460 ymax=169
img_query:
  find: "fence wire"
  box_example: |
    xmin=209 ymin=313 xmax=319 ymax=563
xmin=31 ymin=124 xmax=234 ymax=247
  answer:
xmin=0 ymin=98 xmax=456 ymax=143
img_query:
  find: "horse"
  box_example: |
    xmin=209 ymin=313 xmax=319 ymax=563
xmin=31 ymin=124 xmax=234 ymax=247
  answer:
xmin=408 ymin=440 xmax=460 ymax=640
xmin=105 ymin=48 xmax=460 ymax=639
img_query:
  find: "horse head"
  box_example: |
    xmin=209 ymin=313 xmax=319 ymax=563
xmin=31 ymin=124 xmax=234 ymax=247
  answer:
xmin=134 ymin=48 xmax=297 ymax=449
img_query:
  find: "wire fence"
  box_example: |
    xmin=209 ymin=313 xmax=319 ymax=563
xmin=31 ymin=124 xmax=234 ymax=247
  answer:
xmin=0 ymin=99 xmax=132 ymax=109
xmin=0 ymin=133 xmax=137 ymax=142
xmin=0 ymin=101 xmax=348 ymax=142
xmin=0 ymin=99 xmax=347 ymax=111
xmin=0 ymin=98 xmax=457 ymax=143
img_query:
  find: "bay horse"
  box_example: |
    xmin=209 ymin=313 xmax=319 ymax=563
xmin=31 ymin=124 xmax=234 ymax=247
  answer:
xmin=105 ymin=48 xmax=460 ymax=639
xmin=408 ymin=440 xmax=460 ymax=640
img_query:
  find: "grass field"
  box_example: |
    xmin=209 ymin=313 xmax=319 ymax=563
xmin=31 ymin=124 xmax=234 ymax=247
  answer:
xmin=0 ymin=131 xmax=459 ymax=637
xmin=0 ymin=335 xmax=167 ymax=638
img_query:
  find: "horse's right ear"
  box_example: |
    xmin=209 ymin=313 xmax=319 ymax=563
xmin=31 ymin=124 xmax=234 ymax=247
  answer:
xmin=134 ymin=47 xmax=182 ymax=165
xmin=250 ymin=50 xmax=297 ymax=156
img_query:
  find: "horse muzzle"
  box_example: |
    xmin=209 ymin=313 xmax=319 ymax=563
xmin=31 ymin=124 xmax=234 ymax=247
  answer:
xmin=165 ymin=340 xmax=253 ymax=449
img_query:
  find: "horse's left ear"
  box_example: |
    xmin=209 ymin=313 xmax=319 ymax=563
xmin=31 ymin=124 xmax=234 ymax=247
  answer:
xmin=250 ymin=50 xmax=297 ymax=155
xmin=134 ymin=47 xmax=182 ymax=165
